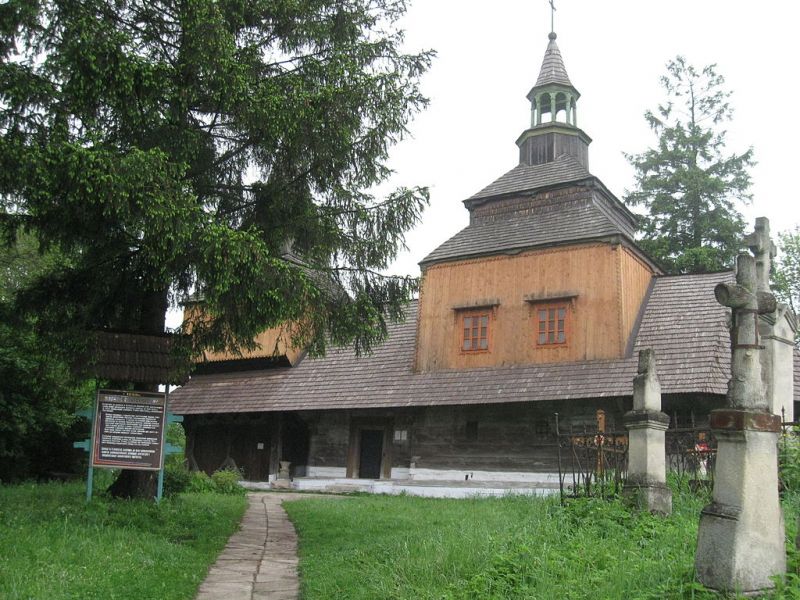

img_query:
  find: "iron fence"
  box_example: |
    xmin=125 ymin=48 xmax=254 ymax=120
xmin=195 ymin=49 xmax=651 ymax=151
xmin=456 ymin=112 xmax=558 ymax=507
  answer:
xmin=554 ymin=410 xmax=800 ymax=503
xmin=555 ymin=413 xmax=720 ymax=502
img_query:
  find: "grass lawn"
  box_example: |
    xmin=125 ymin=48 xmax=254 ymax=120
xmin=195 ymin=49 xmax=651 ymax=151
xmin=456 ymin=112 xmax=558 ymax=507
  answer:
xmin=285 ymin=486 xmax=800 ymax=599
xmin=0 ymin=480 xmax=247 ymax=600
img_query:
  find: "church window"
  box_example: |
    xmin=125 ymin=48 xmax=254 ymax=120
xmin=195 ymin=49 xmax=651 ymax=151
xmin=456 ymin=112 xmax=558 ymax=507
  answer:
xmin=535 ymin=303 xmax=568 ymax=346
xmin=462 ymin=312 xmax=490 ymax=352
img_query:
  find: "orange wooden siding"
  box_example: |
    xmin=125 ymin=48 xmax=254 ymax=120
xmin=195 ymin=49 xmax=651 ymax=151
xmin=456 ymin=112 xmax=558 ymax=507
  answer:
xmin=183 ymin=304 xmax=303 ymax=365
xmin=415 ymin=243 xmax=654 ymax=371
xmin=617 ymin=247 xmax=655 ymax=351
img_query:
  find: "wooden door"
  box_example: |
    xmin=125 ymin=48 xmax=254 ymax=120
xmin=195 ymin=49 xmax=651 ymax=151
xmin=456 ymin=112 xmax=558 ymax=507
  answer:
xmin=231 ymin=426 xmax=270 ymax=481
xmin=358 ymin=430 xmax=384 ymax=478
xmin=347 ymin=417 xmax=394 ymax=479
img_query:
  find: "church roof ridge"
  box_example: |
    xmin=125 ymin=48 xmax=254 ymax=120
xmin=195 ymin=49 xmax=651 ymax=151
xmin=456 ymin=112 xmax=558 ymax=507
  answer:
xmin=418 ymin=191 xmax=635 ymax=266
xmin=468 ymin=153 xmax=590 ymax=201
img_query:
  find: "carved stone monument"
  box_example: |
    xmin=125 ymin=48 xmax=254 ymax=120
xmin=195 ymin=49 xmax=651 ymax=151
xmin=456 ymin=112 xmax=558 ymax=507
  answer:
xmin=272 ymin=460 xmax=292 ymax=489
xmin=695 ymin=219 xmax=786 ymax=593
xmin=747 ymin=218 xmax=798 ymax=421
xmin=623 ymin=349 xmax=671 ymax=515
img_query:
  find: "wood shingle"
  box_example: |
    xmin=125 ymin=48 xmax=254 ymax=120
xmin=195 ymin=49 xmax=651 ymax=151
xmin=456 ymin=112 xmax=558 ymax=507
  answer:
xmin=170 ymin=271 xmax=782 ymax=415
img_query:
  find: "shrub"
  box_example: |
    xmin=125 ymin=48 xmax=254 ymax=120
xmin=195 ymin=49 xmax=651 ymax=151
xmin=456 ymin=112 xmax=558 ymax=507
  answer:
xmin=780 ymin=429 xmax=800 ymax=494
xmin=163 ymin=460 xmax=192 ymax=497
xmin=212 ymin=469 xmax=246 ymax=495
xmin=186 ymin=471 xmax=216 ymax=494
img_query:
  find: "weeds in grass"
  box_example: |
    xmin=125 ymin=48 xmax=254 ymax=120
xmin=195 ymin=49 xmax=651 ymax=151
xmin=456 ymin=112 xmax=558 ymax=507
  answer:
xmin=286 ymin=482 xmax=800 ymax=600
xmin=0 ymin=481 xmax=247 ymax=600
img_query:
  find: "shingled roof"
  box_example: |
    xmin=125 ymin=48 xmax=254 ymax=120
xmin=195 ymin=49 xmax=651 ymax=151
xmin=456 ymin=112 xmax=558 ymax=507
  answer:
xmin=534 ymin=33 xmax=574 ymax=89
xmin=169 ymin=271 xmax=787 ymax=415
xmin=469 ymin=154 xmax=590 ymax=201
xmin=421 ymin=189 xmax=635 ymax=267
xmin=88 ymin=331 xmax=190 ymax=385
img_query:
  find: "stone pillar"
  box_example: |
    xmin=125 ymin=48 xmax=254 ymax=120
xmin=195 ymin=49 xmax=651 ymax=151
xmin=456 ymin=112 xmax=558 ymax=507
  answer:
xmin=695 ymin=236 xmax=786 ymax=594
xmin=272 ymin=461 xmax=292 ymax=489
xmin=623 ymin=349 xmax=672 ymax=515
xmin=759 ymin=306 xmax=797 ymax=421
xmin=746 ymin=217 xmax=796 ymax=421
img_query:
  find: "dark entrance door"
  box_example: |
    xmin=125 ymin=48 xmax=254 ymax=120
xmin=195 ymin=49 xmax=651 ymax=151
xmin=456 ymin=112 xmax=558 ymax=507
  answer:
xmin=358 ymin=429 xmax=384 ymax=478
xmin=231 ymin=426 xmax=270 ymax=481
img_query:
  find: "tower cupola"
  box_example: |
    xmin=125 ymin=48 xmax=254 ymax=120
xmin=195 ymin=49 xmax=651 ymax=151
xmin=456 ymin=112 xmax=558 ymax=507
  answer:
xmin=516 ymin=32 xmax=591 ymax=169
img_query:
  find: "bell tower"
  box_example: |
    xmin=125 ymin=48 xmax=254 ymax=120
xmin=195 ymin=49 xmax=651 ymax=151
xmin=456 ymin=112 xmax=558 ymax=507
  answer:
xmin=517 ymin=31 xmax=591 ymax=169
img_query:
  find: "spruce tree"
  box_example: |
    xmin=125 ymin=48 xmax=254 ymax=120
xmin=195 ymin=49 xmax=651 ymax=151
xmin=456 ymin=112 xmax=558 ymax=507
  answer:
xmin=624 ymin=56 xmax=754 ymax=274
xmin=773 ymin=228 xmax=800 ymax=321
xmin=0 ymin=0 xmax=432 ymax=496
xmin=0 ymin=0 xmax=432 ymax=356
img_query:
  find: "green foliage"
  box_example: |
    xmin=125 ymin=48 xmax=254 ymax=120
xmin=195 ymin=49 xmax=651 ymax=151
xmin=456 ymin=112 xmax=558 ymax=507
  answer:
xmin=163 ymin=460 xmax=192 ymax=497
xmin=0 ymin=481 xmax=247 ymax=599
xmin=625 ymin=56 xmax=754 ymax=274
xmin=286 ymin=490 xmax=800 ymax=599
xmin=211 ymin=468 xmax=247 ymax=496
xmin=0 ymin=233 xmax=94 ymax=481
xmin=774 ymin=228 xmax=800 ymax=323
xmin=186 ymin=471 xmax=217 ymax=494
xmin=166 ymin=466 xmax=245 ymax=496
xmin=0 ymin=0 xmax=433 ymax=359
xmin=780 ymin=431 xmax=800 ymax=494
xmin=166 ymin=423 xmax=186 ymax=450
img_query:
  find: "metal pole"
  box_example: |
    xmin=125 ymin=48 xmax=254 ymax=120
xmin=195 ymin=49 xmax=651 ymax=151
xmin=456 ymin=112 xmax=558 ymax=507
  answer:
xmin=86 ymin=384 xmax=99 ymax=502
xmin=86 ymin=467 xmax=94 ymax=503
xmin=555 ymin=412 xmax=564 ymax=504
xmin=156 ymin=387 xmax=170 ymax=503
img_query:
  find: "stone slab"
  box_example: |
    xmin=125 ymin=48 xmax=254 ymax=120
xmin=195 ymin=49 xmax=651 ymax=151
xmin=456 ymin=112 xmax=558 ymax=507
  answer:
xmin=194 ymin=492 xmax=346 ymax=600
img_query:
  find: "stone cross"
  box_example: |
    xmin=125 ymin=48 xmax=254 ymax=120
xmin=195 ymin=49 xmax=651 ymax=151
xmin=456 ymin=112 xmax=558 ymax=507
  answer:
xmin=714 ymin=253 xmax=776 ymax=410
xmin=743 ymin=216 xmax=777 ymax=294
xmin=632 ymin=348 xmax=661 ymax=412
xmin=624 ymin=348 xmax=671 ymax=515
xmin=696 ymin=219 xmax=785 ymax=593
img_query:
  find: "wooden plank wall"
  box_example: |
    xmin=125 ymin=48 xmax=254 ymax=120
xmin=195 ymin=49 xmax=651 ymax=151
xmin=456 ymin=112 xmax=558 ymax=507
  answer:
xmin=416 ymin=243 xmax=637 ymax=371
xmin=304 ymin=402 xmax=629 ymax=475
xmin=183 ymin=304 xmax=303 ymax=365
xmin=617 ymin=247 xmax=656 ymax=349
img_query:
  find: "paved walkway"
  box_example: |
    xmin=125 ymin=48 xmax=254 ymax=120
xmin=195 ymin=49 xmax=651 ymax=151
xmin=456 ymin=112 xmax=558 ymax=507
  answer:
xmin=195 ymin=492 xmax=329 ymax=600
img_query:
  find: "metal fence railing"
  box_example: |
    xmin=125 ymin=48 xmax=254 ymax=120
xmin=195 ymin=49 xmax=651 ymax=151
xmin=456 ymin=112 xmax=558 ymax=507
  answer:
xmin=555 ymin=410 xmax=800 ymax=503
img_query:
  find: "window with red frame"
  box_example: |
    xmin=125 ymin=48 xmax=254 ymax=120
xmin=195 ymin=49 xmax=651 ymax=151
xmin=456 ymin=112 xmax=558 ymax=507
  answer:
xmin=462 ymin=313 xmax=489 ymax=352
xmin=536 ymin=304 xmax=568 ymax=345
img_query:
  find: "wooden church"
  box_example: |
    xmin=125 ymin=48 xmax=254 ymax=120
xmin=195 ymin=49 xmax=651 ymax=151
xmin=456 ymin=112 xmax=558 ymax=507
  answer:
xmin=169 ymin=31 xmax=798 ymax=493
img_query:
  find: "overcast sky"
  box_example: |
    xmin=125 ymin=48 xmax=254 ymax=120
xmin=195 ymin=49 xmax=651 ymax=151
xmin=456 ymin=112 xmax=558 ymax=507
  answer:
xmin=383 ymin=0 xmax=800 ymax=276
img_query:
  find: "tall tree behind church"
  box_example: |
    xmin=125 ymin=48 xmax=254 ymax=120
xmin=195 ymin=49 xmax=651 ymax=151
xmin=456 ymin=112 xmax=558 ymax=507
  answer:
xmin=624 ymin=56 xmax=754 ymax=274
xmin=772 ymin=228 xmax=800 ymax=328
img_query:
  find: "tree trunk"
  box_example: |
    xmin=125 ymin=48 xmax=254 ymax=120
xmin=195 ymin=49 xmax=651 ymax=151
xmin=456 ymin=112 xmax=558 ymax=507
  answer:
xmin=107 ymin=286 xmax=169 ymax=500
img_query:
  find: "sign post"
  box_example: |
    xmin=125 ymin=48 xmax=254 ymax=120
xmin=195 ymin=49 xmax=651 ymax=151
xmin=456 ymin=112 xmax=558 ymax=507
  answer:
xmin=74 ymin=389 xmax=182 ymax=502
xmin=91 ymin=390 xmax=167 ymax=470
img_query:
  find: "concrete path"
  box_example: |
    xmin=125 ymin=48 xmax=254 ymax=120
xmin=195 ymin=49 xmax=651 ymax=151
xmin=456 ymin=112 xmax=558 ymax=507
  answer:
xmin=195 ymin=492 xmax=328 ymax=600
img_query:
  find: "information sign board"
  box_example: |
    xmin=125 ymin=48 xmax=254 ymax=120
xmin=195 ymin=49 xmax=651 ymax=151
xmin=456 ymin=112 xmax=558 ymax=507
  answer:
xmin=91 ymin=390 xmax=167 ymax=471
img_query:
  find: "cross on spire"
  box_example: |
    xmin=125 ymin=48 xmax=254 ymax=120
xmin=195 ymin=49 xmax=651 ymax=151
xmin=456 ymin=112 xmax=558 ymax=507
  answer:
xmin=549 ymin=0 xmax=557 ymax=33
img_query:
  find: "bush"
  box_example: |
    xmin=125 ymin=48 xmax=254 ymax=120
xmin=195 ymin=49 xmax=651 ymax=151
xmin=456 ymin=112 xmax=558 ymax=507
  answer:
xmin=163 ymin=460 xmax=192 ymax=497
xmin=162 ymin=464 xmax=246 ymax=496
xmin=186 ymin=471 xmax=216 ymax=494
xmin=780 ymin=429 xmax=800 ymax=494
xmin=212 ymin=469 xmax=247 ymax=496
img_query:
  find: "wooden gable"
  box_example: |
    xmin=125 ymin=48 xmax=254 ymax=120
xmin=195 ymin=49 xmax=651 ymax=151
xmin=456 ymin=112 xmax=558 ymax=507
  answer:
xmin=415 ymin=241 xmax=654 ymax=372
